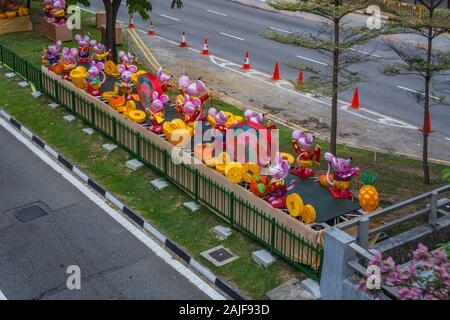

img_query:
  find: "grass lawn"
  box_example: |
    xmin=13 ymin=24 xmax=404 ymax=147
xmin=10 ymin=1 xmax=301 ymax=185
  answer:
xmin=1 ymin=5 xmax=448 ymax=298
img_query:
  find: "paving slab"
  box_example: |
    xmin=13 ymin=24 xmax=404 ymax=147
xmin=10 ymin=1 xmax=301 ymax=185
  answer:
xmin=183 ymin=201 xmax=200 ymax=212
xmin=125 ymin=159 xmax=144 ymax=171
xmin=213 ymin=225 xmax=232 ymax=240
xmin=63 ymin=115 xmax=76 ymax=122
xmin=18 ymin=81 xmax=29 ymax=88
xmin=48 ymin=102 xmax=60 ymax=109
xmin=5 ymin=72 xmax=15 ymax=78
xmin=252 ymin=249 xmax=276 ymax=267
xmin=151 ymin=178 xmax=169 ymax=190
xmin=266 ymin=278 xmax=318 ymax=300
xmin=82 ymin=128 xmax=95 ymax=135
xmin=102 ymin=143 xmax=117 ymax=152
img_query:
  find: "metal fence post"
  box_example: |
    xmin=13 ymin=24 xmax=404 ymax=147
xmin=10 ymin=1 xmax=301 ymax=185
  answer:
xmin=357 ymin=216 xmax=369 ymax=250
xmin=229 ymin=192 xmax=235 ymax=227
xmin=136 ymin=132 xmax=141 ymax=158
xmin=428 ymin=191 xmax=438 ymax=224
xmin=112 ymin=117 xmax=117 ymax=141
xmin=0 ymin=45 xmax=3 ymax=65
xmin=194 ymin=169 xmax=199 ymax=203
xmin=270 ymin=217 xmax=276 ymax=254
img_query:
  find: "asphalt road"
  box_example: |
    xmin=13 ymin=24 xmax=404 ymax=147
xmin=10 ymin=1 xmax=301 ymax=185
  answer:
xmin=0 ymin=123 xmax=210 ymax=300
xmin=85 ymin=0 xmax=450 ymax=137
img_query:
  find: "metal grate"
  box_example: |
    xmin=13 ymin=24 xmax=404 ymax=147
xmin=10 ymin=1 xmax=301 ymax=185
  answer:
xmin=14 ymin=205 xmax=47 ymax=222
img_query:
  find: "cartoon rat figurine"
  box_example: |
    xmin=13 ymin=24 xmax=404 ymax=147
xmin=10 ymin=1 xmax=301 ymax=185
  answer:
xmin=244 ymin=110 xmax=264 ymax=125
xmin=291 ymin=130 xmax=321 ymax=178
xmin=178 ymin=76 xmax=207 ymax=97
xmin=74 ymin=34 xmax=91 ymax=63
xmin=84 ymin=61 xmax=106 ymax=96
xmin=324 ymin=152 xmax=359 ymax=198
xmin=145 ymin=91 xmax=169 ymax=134
xmin=116 ymin=64 xmax=138 ymax=100
xmin=208 ymin=108 xmax=229 ymax=133
xmin=90 ymin=40 xmax=110 ymax=63
xmin=43 ymin=40 xmax=62 ymax=67
xmin=61 ymin=47 xmax=78 ymax=80
xmin=267 ymin=153 xmax=297 ymax=208
xmin=157 ymin=67 xmax=174 ymax=94
xmin=51 ymin=0 xmax=66 ymax=25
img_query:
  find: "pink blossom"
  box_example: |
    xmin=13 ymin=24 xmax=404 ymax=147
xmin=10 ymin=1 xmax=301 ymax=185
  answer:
xmin=370 ymin=251 xmax=382 ymax=265
xmin=412 ymin=243 xmax=430 ymax=262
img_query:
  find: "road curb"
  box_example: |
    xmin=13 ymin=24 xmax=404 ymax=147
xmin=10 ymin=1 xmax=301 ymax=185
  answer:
xmin=0 ymin=107 xmax=247 ymax=301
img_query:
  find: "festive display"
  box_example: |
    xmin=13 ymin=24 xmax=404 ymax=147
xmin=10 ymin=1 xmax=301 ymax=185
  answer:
xmin=358 ymin=171 xmax=379 ymax=212
xmin=267 ymin=153 xmax=297 ymax=208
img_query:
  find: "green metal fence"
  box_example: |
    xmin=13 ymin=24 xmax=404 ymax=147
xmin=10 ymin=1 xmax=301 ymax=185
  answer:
xmin=0 ymin=45 xmax=324 ymax=280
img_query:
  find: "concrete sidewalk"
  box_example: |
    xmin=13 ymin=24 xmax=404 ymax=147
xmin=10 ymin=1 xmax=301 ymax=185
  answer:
xmin=133 ymin=29 xmax=450 ymax=164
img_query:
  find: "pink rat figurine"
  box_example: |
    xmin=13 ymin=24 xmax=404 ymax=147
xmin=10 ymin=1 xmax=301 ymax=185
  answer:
xmin=157 ymin=67 xmax=174 ymax=94
xmin=324 ymin=152 xmax=359 ymax=199
xmin=266 ymin=153 xmax=297 ymax=208
xmin=74 ymin=34 xmax=91 ymax=63
xmin=116 ymin=64 xmax=138 ymax=100
xmin=208 ymin=108 xmax=229 ymax=133
xmin=61 ymin=47 xmax=78 ymax=80
xmin=84 ymin=61 xmax=106 ymax=96
xmin=291 ymin=130 xmax=321 ymax=179
xmin=244 ymin=109 xmax=264 ymax=125
xmin=178 ymin=76 xmax=207 ymax=97
xmin=90 ymin=40 xmax=110 ymax=63
xmin=145 ymin=91 xmax=169 ymax=134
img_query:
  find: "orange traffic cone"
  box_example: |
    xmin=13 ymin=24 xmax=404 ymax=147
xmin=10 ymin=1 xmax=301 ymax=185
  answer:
xmin=148 ymin=20 xmax=155 ymax=35
xmin=298 ymin=67 xmax=304 ymax=85
xmin=242 ymin=51 xmax=251 ymax=70
xmin=201 ymin=38 xmax=209 ymax=55
xmin=179 ymin=32 xmax=187 ymax=47
xmin=272 ymin=62 xmax=281 ymax=81
xmin=128 ymin=14 xmax=135 ymax=29
xmin=420 ymin=110 xmax=434 ymax=133
xmin=350 ymin=87 xmax=360 ymax=109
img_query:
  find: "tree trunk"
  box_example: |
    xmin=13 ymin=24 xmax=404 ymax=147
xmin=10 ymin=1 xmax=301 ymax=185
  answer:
xmin=422 ymin=23 xmax=434 ymax=185
xmin=330 ymin=16 xmax=340 ymax=156
xmin=103 ymin=0 xmax=121 ymax=63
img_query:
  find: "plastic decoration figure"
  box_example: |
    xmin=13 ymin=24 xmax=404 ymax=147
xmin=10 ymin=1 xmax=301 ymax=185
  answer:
xmin=145 ymin=91 xmax=169 ymax=134
xmin=51 ymin=0 xmax=65 ymax=25
xmin=267 ymin=153 xmax=297 ymax=208
xmin=118 ymin=51 xmax=138 ymax=67
xmin=323 ymin=152 xmax=359 ymax=199
xmin=61 ymin=47 xmax=78 ymax=80
xmin=182 ymin=95 xmax=204 ymax=124
xmin=42 ymin=40 xmax=62 ymax=67
xmin=43 ymin=0 xmax=53 ymax=21
xmin=244 ymin=110 xmax=263 ymax=126
xmin=90 ymin=40 xmax=110 ymax=63
xmin=291 ymin=130 xmax=321 ymax=178
xmin=156 ymin=67 xmax=174 ymax=94
xmin=84 ymin=61 xmax=106 ymax=96
xmin=176 ymin=76 xmax=209 ymax=117
xmin=74 ymin=34 xmax=91 ymax=63
xmin=208 ymin=108 xmax=229 ymax=133
xmin=116 ymin=64 xmax=138 ymax=100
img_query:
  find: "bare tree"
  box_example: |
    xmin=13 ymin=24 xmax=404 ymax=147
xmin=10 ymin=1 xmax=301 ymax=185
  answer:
xmin=383 ymin=0 xmax=450 ymax=184
xmin=265 ymin=0 xmax=383 ymax=155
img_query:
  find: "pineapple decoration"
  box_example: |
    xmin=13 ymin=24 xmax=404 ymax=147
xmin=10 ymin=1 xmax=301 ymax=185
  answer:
xmin=358 ymin=171 xmax=379 ymax=212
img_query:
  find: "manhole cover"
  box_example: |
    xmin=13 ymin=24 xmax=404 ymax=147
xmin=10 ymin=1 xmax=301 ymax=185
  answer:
xmin=201 ymin=245 xmax=239 ymax=267
xmin=209 ymin=248 xmax=234 ymax=262
xmin=14 ymin=205 xmax=47 ymax=222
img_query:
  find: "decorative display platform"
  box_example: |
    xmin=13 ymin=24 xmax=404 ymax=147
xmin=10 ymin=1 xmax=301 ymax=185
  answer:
xmin=0 ymin=16 xmax=33 ymax=35
xmin=40 ymin=20 xmax=72 ymax=42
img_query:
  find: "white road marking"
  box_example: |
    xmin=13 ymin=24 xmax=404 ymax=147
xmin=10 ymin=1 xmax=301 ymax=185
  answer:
xmin=220 ymin=32 xmax=245 ymax=41
xmin=160 ymin=14 xmax=180 ymax=21
xmin=269 ymin=26 xmax=292 ymax=34
xmin=397 ymin=86 xmax=442 ymax=100
xmin=0 ymin=117 xmax=225 ymax=301
xmin=0 ymin=289 xmax=6 ymax=300
xmin=445 ymin=137 xmax=450 ymax=141
xmin=207 ymin=9 xmax=228 ymax=16
xmin=348 ymin=48 xmax=381 ymax=58
xmin=296 ymin=55 xmax=328 ymax=66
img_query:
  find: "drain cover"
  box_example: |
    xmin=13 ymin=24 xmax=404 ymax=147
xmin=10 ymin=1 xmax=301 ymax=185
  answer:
xmin=14 ymin=205 xmax=47 ymax=222
xmin=201 ymin=245 xmax=238 ymax=267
